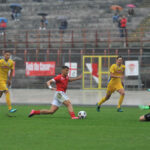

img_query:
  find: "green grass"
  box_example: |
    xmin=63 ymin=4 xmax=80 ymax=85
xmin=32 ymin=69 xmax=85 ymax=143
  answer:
xmin=0 ymin=105 xmax=150 ymax=150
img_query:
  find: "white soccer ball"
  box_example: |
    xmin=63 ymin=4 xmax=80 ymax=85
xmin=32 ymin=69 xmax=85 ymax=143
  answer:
xmin=78 ymin=111 xmax=87 ymax=119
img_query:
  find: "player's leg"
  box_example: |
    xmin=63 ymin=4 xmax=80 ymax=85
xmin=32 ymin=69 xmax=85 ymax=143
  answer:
xmin=4 ymin=90 xmax=16 ymax=113
xmin=28 ymin=91 xmax=62 ymax=117
xmin=0 ymin=82 xmax=5 ymax=98
xmin=63 ymin=100 xmax=73 ymax=112
xmin=139 ymin=113 xmax=150 ymax=121
xmin=28 ymin=97 xmax=61 ymax=118
xmin=40 ymin=105 xmax=59 ymax=114
xmin=0 ymin=91 xmax=3 ymax=98
xmin=28 ymin=105 xmax=59 ymax=117
xmin=96 ymin=91 xmax=112 ymax=112
xmin=4 ymin=90 xmax=12 ymax=110
xmin=0 ymin=81 xmax=16 ymax=112
xmin=63 ymin=100 xmax=78 ymax=119
xmin=117 ymin=88 xmax=125 ymax=112
xmin=98 ymin=91 xmax=112 ymax=105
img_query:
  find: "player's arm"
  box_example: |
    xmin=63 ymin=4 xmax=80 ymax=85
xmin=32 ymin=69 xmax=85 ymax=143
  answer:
xmin=110 ymin=73 xmax=120 ymax=78
xmin=121 ymin=71 xmax=125 ymax=86
xmin=121 ymin=71 xmax=125 ymax=80
xmin=7 ymin=69 xmax=13 ymax=87
xmin=8 ymin=61 xmax=14 ymax=87
xmin=69 ymin=74 xmax=82 ymax=82
xmin=110 ymin=73 xmax=123 ymax=79
xmin=46 ymin=79 xmax=56 ymax=90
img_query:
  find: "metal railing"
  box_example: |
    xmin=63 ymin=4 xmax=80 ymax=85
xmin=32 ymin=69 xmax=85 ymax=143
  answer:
xmin=0 ymin=28 xmax=150 ymax=50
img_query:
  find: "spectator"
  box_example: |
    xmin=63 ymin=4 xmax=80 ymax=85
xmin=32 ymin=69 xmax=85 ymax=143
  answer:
xmin=117 ymin=16 xmax=122 ymax=37
xmin=112 ymin=13 xmax=119 ymax=23
xmin=11 ymin=8 xmax=21 ymax=21
xmin=59 ymin=19 xmax=68 ymax=32
xmin=0 ymin=20 xmax=7 ymax=35
xmin=128 ymin=8 xmax=134 ymax=16
xmin=16 ymin=8 xmax=21 ymax=21
xmin=127 ymin=8 xmax=134 ymax=22
xmin=120 ymin=16 xmax=127 ymax=37
xmin=39 ymin=16 xmax=48 ymax=30
xmin=11 ymin=9 xmax=15 ymax=20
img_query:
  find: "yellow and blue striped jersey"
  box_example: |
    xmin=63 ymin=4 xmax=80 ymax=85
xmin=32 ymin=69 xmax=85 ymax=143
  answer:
xmin=109 ymin=64 xmax=125 ymax=83
xmin=0 ymin=59 xmax=14 ymax=81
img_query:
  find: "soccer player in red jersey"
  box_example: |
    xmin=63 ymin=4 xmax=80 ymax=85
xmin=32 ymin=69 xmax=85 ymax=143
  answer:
xmin=28 ymin=66 xmax=82 ymax=119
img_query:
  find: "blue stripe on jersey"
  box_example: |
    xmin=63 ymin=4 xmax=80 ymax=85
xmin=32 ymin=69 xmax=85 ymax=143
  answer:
xmin=108 ymin=76 xmax=111 ymax=83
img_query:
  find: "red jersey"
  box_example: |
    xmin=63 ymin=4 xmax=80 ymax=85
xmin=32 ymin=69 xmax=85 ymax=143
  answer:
xmin=53 ymin=74 xmax=69 ymax=92
xmin=120 ymin=18 xmax=127 ymax=28
xmin=0 ymin=22 xmax=7 ymax=28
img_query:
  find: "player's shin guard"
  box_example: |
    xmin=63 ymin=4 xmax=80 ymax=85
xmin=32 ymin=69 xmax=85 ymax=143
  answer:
xmin=98 ymin=97 xmax=107 ymax=106
xmin=5 ymin=92 xmax=12 ymax=110
xmin=117 ymin=94 xmax=124 ymax=108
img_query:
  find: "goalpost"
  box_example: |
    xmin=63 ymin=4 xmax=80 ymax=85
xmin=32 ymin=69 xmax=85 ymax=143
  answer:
xmin=82 ymin=55 xmax=117 ymax=89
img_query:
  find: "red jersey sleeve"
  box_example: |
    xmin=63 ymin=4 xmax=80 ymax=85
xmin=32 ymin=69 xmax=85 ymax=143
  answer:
xmin=53 ymin=75 xmax=61 ymax=82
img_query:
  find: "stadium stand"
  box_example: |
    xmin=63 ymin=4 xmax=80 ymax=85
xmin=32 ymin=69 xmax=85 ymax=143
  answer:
xmin=0 ymin=0 xmax=150 ymax=88
xmin=0 ymin=0 xmax=150 ymax=49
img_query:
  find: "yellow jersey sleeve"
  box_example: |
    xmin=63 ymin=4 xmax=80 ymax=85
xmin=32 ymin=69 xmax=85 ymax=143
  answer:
xmin=0 ymin=59 xmax=2 ymax=66
xmin=110 ymin=64 xmax=116 ymax=73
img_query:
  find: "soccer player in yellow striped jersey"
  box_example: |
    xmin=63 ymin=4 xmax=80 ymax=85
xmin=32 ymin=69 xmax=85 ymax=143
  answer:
xmin=0 ymin=51 xmax=16 ymax=113
xmin=97 ymin=56 xmax=125 ymax=112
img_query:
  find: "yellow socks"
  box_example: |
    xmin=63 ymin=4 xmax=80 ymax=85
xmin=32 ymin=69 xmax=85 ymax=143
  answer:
xmin=5 ymin=92 xmax=12 ymax=110
xmin=98 ymin=97 xmax=107 ymax=106
xmin=98 ymin=94 xmax=124 ymax=109
xmin=117 ymin=95 xmax=124 ymax=108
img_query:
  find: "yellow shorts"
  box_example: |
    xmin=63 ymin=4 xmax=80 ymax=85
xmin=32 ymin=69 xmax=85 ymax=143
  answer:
xmin=107 ymin=81 xmax=124 ymax=94
xmin=0 ymin=80 xmax=8 ymax=91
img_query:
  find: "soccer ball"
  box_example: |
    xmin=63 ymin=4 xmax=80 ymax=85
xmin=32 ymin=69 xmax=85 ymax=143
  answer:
xmin=78 ymin=111 xmax=87 ymax=119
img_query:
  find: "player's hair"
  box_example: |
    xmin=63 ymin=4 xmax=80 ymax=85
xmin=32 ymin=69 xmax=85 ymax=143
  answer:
xmin=116 ymin=56 xmax=123 ymax=60
xmin=62 ymin=66 xmax=69 ymax=70
xmin=4 ymin=50 xmax=11 ymax=54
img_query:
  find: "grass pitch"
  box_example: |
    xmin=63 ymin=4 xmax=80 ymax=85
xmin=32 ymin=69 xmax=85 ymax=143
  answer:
xmin=0 ymin=105 xmax=149 ymax=150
